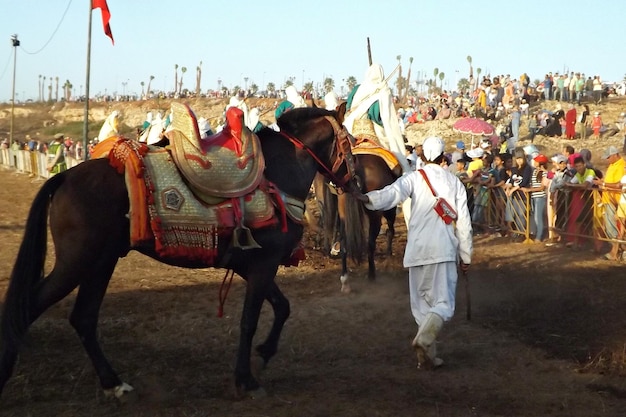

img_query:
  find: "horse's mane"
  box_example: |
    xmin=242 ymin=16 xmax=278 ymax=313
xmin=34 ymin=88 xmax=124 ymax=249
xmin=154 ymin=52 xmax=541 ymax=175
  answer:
xmin=277 ymin=107 xmax=335 ymax=133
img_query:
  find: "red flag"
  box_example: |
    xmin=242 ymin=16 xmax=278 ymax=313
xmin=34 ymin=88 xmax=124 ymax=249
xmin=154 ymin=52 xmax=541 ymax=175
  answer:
xmin=92 ymin=0 xmax=114 ymax=44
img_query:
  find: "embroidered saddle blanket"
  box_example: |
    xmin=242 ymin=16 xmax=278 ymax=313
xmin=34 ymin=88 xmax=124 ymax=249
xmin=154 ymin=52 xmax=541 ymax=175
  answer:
xmin=108 ymin=139 xmax=279 ymax=263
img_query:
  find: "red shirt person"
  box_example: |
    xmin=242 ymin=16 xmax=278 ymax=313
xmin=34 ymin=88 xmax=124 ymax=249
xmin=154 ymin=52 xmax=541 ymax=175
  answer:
xmin=565 ymin=104 xmax=577 ymax=139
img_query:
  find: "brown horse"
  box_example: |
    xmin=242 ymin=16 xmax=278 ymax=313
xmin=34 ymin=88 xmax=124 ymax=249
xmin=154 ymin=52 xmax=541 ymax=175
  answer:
xmin=321 ymin=153 xmax=402 ymax=293
xmin=0 ymin=106 xmax=358 ymax=400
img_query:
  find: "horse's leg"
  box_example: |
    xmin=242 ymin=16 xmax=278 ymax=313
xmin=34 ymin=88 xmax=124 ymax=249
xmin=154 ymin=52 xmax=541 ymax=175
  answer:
xmin=235 ymin=268 xmax=277 ymax=397
xmin=367 ymin=212 xmax=383 ymax=281
xmin=0 ymin=265 xmax=81 ymax=394
xmin=255 ymin=281 xmax=290 ymax=366
xmin=384 ymin=208 xmax=396 ymax=256
xmin=338 ymin=218 xmax=351 ymax=293
xmin=68 ymin=255 xmax=132 ymax=400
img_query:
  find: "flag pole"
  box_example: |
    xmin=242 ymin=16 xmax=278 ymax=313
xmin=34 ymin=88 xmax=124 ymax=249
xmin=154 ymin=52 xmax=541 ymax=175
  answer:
xmin=83 ymin=0 xmax=93 ymax=161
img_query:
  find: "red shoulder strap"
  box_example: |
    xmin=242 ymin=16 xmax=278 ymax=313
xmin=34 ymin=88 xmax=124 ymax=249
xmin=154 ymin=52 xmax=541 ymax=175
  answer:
xmin=418 ymin=169 xmax=438 ymax=197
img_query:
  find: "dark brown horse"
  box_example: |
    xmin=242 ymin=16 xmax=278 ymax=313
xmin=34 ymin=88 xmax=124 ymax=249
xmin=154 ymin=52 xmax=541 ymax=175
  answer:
xmin=0 ymin=106 xmax=357 ymax=400
xmin=321 ymin=153 xmax=402 ymax=293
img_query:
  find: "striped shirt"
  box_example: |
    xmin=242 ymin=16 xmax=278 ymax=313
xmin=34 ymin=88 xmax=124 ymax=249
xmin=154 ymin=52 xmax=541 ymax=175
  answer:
xmin=530 ymin=169 xmax=546 ymax=199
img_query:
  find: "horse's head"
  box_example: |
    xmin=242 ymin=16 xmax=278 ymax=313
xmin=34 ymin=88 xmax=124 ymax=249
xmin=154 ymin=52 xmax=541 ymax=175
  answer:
xmin=277 ymin=106 xmax=359 ymax=194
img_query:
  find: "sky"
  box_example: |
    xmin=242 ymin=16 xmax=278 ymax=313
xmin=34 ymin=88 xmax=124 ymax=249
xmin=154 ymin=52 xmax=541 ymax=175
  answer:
xmin=1 ymin=0 xmax=625 ymax=103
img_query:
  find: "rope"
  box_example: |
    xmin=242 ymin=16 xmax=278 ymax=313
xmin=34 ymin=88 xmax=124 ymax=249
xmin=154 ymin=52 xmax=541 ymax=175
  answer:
xmin=20 ymin=0 xmax=74 ymax=55
xmin=0 ymin=49 xmax=13 ymax=82
xmin=217 ymin=269 xmax=235 ymax=318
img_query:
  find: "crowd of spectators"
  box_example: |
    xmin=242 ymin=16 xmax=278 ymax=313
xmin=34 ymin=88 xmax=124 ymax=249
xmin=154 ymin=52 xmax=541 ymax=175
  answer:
xmin=445 ymin=137 xmax=626 ymax=261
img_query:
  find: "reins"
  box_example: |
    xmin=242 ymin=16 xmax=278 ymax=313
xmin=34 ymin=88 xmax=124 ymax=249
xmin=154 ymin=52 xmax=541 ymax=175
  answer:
xmin=277 ymin=116 xmax=356 ymax=192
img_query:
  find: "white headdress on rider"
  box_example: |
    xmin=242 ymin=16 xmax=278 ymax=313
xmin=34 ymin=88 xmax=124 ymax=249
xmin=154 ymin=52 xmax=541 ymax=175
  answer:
xmin=285 ymin=85 xmax=306 ymax=108
xmin=97 ymin=110 xmax=120 ymax=143
xmin=343 ymin=63 xmax=409 ymax=173
xmin=247 ymin=108 xmax=260 ymax=131
xmin=197 ymin=117 xmax=212 ymax=140
xmin=324 ymin=91 xmax=339 ymax=111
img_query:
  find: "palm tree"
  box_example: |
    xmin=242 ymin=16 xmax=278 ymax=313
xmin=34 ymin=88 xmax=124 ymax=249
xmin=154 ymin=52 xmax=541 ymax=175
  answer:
xmin=457 ymin=78 xmax=470 ymax=94
xmin=405 ymin=57 xmax=414 ymax=102
xmin=146 ymin=75 xmax=155 ymax=98
xmin=38 ymin=75 xmax=42 ymax=102
xmin=48 ymin=76 xmax=53 ymax=102
xmin=433 ymin=68 xmax=439 ymax=79
xmin=303 ymin=81 xmax=314 ymax=94
xmin=267 ymin=82 xmax=276 ymax=95
xmin=140 ymin=81 xmax=145 ymax=98
xmin=284 ymin=79 xmax=294 ymax=88
xmin=438 ymin=72 xmax=445 ymax=90
xmin=195 ymin=61 xmax=202 ymax=97
xmin=345 ymin=76 xmax=357 ymax=93
xmin=323 ymin=77 xmax=334 ymax=93
xmin=179 ymin=66 xmax=187 ymax=95
xmin=55 ymin=76 xmax=59 ymax=102
xmin=467 ymin=55 xmax=473 ymax=79
xmin=476 ymin=68 xmax=482 ymax=89
xmin=42 ymin=76 xmax=46 ymax=101
xmin=174 ymin=64 xmax=179 ymax=94
xmin=395 ymin=76 xmax=407 ymax=99
xmin=250 ymin=83 xmax=259 ymax=95
xmin=63 ymin=80 xmax=72 ymax=101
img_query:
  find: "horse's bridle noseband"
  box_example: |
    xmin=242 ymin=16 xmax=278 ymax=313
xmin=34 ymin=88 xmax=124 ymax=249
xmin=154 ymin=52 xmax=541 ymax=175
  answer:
xmin=279 ymin=116 xmax=357 ymax=193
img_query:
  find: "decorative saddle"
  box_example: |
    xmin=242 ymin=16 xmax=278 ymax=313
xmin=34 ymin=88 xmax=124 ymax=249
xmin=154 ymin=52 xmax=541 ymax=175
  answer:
xmin=100 ymin=103 xmax=306 ymax=263
xmin=167 ymin=102 xmax=265 ymax=204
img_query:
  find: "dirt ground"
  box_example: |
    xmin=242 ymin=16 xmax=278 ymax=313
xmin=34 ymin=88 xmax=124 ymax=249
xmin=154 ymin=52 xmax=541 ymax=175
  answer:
xmin=1 ymin=166 xmax=626 ymax=417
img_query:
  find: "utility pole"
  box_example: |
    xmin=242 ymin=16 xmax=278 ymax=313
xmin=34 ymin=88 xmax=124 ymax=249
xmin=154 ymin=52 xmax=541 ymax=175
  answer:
xmin=83 ymin=2 xmax=93 ymax=160
xmin=10 ymin=34 xmax=20 ymax=144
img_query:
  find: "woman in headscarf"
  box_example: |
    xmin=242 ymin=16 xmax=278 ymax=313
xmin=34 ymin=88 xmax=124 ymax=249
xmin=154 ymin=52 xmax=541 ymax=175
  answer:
xmin=564 ymin=104 xmax=577 ymax=139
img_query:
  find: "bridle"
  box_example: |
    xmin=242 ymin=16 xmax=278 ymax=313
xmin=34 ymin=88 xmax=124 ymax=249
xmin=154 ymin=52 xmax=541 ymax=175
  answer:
xmin=278 ymin=115 xmax=357 ymax=193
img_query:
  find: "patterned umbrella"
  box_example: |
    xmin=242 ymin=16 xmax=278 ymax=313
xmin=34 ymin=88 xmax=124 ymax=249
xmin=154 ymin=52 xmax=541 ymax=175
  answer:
xmin=452 ymin=118 xmax=495 ymax=136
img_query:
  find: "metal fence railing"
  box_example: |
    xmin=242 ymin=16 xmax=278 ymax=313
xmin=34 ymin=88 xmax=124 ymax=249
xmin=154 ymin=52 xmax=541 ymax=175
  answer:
xmin=0 ymin=148 xmax=82 ymax=180
xmin=469 ymin=183 xmax=626 ymax=259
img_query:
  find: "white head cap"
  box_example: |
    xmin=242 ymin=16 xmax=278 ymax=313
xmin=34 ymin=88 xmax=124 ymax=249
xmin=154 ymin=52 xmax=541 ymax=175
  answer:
xmin=421 ymin=136 xmax=445 ymax=161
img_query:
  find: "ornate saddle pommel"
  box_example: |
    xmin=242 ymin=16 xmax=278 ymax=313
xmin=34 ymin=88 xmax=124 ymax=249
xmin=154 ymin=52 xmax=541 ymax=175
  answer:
xmin=168 ymin=102 xmax=265 ymax=200
xmin=222 ymin=106 xmax=245 ymax=156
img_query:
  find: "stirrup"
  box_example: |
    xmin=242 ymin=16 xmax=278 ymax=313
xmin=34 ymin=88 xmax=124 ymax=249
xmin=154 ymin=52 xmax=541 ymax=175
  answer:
xmin=232 ymin=224 xmax=262 ymax=250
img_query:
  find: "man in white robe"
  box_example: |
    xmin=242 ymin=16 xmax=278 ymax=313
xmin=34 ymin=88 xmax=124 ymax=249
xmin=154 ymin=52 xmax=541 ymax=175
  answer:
xmin=352 ymin=136 xmax=473 ymax=369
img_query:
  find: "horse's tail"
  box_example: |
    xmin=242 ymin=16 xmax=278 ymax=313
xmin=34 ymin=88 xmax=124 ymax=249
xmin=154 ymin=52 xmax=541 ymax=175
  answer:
xmin=1 ymin=173 xmax=65 ymax=350
xmin=342 ymin=193 xmax=367 ymax=264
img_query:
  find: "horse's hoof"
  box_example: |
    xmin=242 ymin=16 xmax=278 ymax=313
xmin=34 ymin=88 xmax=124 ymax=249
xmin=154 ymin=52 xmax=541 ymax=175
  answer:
xmin=247 ymin=387 xmax=268 ymax=399
xmin=104 ymin=382 xmax=137 ymax=403
xmin=251 ymin=355 xmax=267 ymax=379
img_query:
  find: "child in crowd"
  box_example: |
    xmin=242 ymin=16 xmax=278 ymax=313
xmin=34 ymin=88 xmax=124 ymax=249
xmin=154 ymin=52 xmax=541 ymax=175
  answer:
xmin=591 ymin=111 xmax=603 ymax=139
xmin=472 ymin=154 xmax=496 ymax=234
xmin=522 ymin=154 xmax=549 ymax=243
xmin=491 ymin=153 xmax=511 ymax=235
